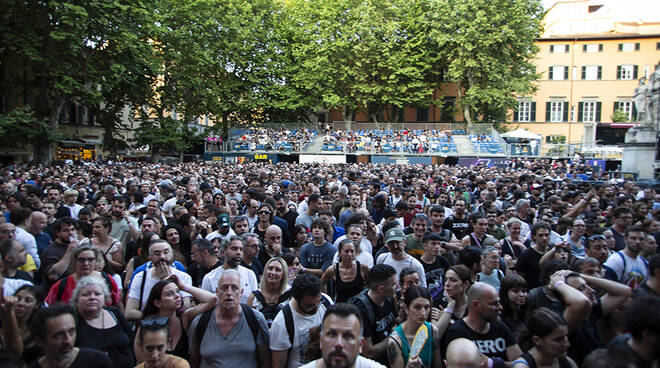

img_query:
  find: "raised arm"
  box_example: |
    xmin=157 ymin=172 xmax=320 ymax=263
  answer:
xmin=580 ymin=273 xmax=632 ymax=316
xmin=550 ymin=270 xmax=592 ymax=331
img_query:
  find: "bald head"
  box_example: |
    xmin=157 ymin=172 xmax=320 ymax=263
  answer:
xmin=445 ymin=338 xmax=484 ymax=368
xmin=29 ymin=211 xmax=47 ymax=234
xmin=264 ymin=224 xmax=283 ymax=249
xmin=467 ymin=282 xmax=496 ymax=304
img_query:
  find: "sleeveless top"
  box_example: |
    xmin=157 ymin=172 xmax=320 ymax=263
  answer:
xmin=252 ymin=289 xmax=292 ymax=327
xmin=513 ymin=351 xmax=572 ymax=368
xmin=168 ymin=311 xmax=189 ymax=360
xmin=392 ymin=322 xmax=434 ymax=367
xmin=334 ymin=261 xmax=365 ymax=303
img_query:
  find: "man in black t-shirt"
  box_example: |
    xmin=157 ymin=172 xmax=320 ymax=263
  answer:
xmin=443 ymin=198 xmax=470 ymax=239
xmin=517 ymin=222 xmax=552 ymax=289
xmin=420 ymin=232 xmax=450 ymax=306
xmin=348 ymin=264 xmax=398 ymax=366
xmin=444 ymin=282 xmax=522 ymax=368
xmin=30 ymin=304 xmax=112 ymax=368
xmin=607 ymin=295 xmax=660 ymax=368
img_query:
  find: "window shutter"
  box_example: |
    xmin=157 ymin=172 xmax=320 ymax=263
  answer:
xmin=531 ymin=102 xmax=537 ymax=122
xmin=581 ymin=66 xmax=586 ymax=80
xmin=632 ymin=103 xmax=638 ymax=121
xmin=597 ymin=66 xmax=602 ymax=80
xmin=613 ymin=101 xmax=619 ymax=114
xmin=616 ymin=65 xmax=622 ymax=79
xmin=599 ymin=44 xmax=603 ymax=52
xmin=513 ymin=108 xmax=519 ymax=122
xmin=618 ymin=43 xmax=623 ymax=51
xmin=563 ymin=102 xmax=569 ymax=122
xmin=578 ymin=102 xmax=584 ymax=122
xmin=633 ymin=65 xmax=638 ymax=79
xmin=583 ymin=45 xmax=587 ymax=52
xmin=564 ymin=66 xmax=569 ymax=80
xmin=596 ymin=102 xmax=602 ymax=122
xmin=550 ymin=45 xmax=554 ymax=53
xmin=548 ymin=67 xmax=553 ymax=80
xmin=635 ymin=43 xmax=640 ymax=51
xmin=546 ymin=102 xmax=551 ymax=121
xmin=565 ymin=44 xmax=570 ymax=52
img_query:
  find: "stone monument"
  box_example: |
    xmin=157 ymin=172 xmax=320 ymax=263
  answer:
xmin=622 ymin=63 xmax=660 ymax=179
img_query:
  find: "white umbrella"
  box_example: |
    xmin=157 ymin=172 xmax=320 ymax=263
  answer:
xmin=501 ymin=128 xmax=542 ymax=140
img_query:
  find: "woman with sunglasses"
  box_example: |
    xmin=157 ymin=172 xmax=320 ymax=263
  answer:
xmin=251 ymin=203 xmax=275 ymax=243
xmin=134 ymin=274 xmax=216 ymax=362
xmin=73 ymin=275 xmax=134 ymax=368
xmin=135 ymin=316 xmax=190 ymax=368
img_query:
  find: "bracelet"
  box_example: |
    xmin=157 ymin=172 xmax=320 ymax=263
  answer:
xmin=444 ymin=308 xmax=454 ymax=315
xmin=553 ymin=280 xmax=566 ymax=289
xmin=487 ymin=358 xmax=493 ymax=368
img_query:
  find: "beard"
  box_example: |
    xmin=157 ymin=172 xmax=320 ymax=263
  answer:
xmin=322 ymin=350 xmax=355 ymax=368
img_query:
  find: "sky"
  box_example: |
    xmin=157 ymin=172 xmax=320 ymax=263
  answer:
xmin=541 ymin=0 xmax=660 ymax=21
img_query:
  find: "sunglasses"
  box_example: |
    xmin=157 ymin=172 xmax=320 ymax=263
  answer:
xmin=588 ymin=234 xmax=606 ymax=241
xmin=258 ymin=211 xmax=272 ymax=215
xmin=141 ymin=316 xmax=168 ymax=327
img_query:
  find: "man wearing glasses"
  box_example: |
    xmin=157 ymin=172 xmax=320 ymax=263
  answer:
xmin=271 ymin=273 xmax=332 ymax=368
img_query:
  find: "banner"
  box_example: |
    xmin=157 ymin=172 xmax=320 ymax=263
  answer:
xmin=299 ymin=155 xmax=347 ymax=164
xmin=371 ymin=156 xmax=432 ymax=165
xmin=458 ymin=157 xmax=512 ymax=168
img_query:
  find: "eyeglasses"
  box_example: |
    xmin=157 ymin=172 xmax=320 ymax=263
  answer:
xmin=141 ymin=316 xmax=169 ymax=327
xmin=588 ymin=234 xmax=606 ymax=241
xmin=258 ymin=211 xmax=272 ymax=215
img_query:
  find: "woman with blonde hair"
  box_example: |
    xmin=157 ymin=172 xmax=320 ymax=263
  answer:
xmin=247 ymin=257 xmax=290 ymax=327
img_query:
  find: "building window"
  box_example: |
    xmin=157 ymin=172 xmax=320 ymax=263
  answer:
xmin=550 ymin=44 xmax=569 ymax=53
xmin=549 ymin=102 xmax=564 ymax=122
xmin=617 ymin=64 xmax=638 ymax=80
xmin=416 ymin=107 xmax=428 ymax=122
xmin=515 ymin=101 xmax=535 ymax=122
xmin=618 ymin=42 xmax=640 ymax=52
xmin=441 ymin=97 xmax=456 ymax=122
xmin=657 ymin=42 xmax=660 ymax=50
xmin=581 ymin=65 xmax=602 ymax=80
xmin=549 ymin=66 xmax=568 ymax=80
xmin=578 ymin=101 xmax=602 ymax=122
xmin=614 ymin=101 xmax=635 ymax=121
xmin=583 ymin=44 xmax=602 ymax=53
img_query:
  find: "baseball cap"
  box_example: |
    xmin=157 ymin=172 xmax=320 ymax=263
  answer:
xmin=385 ymin=228 xmax=405 ymax=243
xmin=218 ymin=213 xmax=230 ymax=227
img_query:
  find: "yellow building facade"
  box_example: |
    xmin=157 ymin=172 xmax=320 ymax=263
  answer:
xmin=506 ymin=0 xmax=660 ymax=145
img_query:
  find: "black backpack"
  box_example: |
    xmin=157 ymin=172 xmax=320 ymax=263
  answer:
xmin=281 ymin=295 xmax=332 ymax=349
xmin=195 ymin=304 xmax=262 ymax=364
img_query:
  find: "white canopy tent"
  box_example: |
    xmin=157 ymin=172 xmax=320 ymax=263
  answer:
xmin=501 ymin=128 xmax=542 ymax=140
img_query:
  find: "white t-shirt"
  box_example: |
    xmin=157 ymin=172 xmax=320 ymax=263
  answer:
xmin=127 ymin=267 xmax=192 ymax=309
xmin=270 ymin=302 xmax=328 ymax=368
xmin=333 ymin=235 xmax=373 ymax=255
xmin=2 ymin=278 xmax=33 ymax=297
xmin=376 ymin=252 xmax=427 ymax=288
xmin=201 ymin=265 xmax=257 ymax=304
xmin=162 ymin=197 xmax=179 ymax=216
xmin=300 ymin=356 xmax=386 ymax=368
xmin=604 ymin=251 xmax=648 ymax=289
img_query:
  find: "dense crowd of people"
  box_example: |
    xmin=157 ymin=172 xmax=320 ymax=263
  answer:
xmin=230 ymin=128 xmax=319 ymax=152
xmin=322 ymin=129 xmax=456 ymax=153
xmin=0 ymin=158 xmax=658 ymax=368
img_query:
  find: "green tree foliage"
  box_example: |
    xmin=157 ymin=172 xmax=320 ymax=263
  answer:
xmin=0 ymin=107 xmax=58 ymax=158
xmin=433 ymin=0 xmax=544 ymax=126
xmin=0 ymin=0 xmax=159 ymax=161
xmin=611 ymin=109 xmax=630 ymax=123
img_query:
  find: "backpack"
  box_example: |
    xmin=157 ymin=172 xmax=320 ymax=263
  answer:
xmin=615 ymin=251 xmax=649 ymax=281
xmin=347 ymin=289 xmax=375 ymax=330
xmin=281 ymin=295 xmax=332 ymax=349
xmin=195 ymin=304 xmax=261 ymax=363
xmin=57 ymin=272 xmax=114 ymax=302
